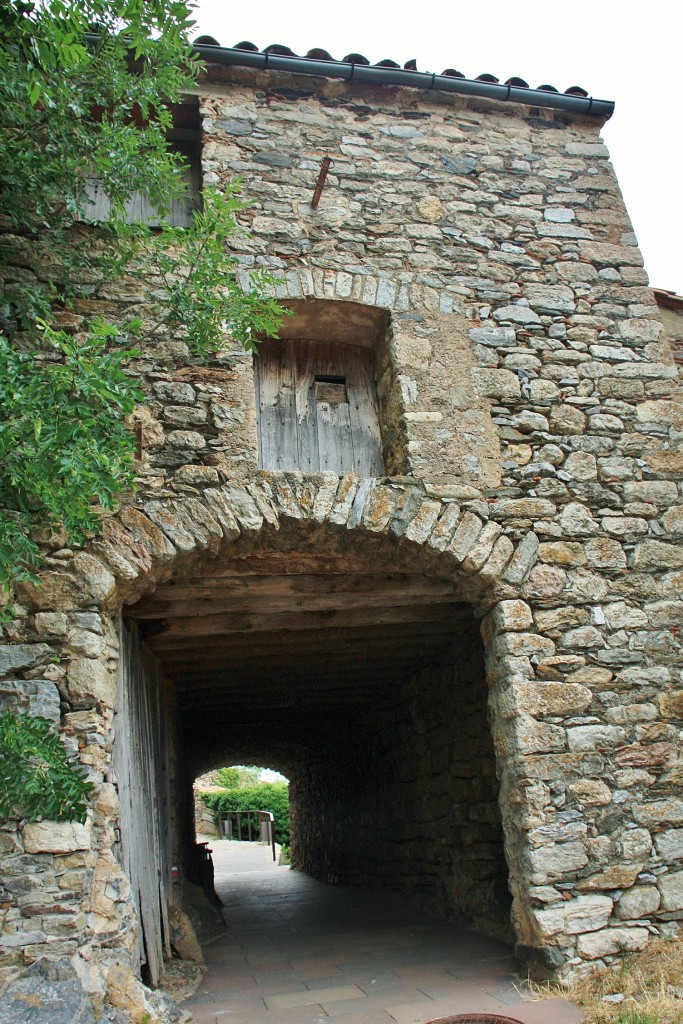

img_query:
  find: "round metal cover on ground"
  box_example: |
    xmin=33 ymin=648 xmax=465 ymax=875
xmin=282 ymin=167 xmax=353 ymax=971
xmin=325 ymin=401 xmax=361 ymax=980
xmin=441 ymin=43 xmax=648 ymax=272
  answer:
xmin=426 ymin=1016 xmax=525 ymax=1024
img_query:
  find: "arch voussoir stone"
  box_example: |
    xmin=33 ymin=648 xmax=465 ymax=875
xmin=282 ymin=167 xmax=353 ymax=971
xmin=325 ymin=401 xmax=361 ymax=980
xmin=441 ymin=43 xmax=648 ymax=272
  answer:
xmin=102 ymin=474 xmax=539 ymax=612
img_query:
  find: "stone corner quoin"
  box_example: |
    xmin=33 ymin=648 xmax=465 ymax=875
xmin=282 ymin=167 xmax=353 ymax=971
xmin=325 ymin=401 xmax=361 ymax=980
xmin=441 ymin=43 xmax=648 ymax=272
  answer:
xmin=2 ymin=55 xmax=683 ymax=1012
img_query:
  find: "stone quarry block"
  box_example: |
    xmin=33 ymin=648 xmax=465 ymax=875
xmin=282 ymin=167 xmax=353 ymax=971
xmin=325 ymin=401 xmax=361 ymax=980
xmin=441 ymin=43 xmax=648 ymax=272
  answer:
xmin=0 ymin=644 xmax=52 ymax=678
xmin=577 ymin=926 xmax=649 ymax=958
xmin=533 ymin=895 xmax=613 ymax=937
xmin=491 ymin=599 xmax=534 ymax=633
xmin=567 ymin=725 xmax=626 ymax=751
xmin=0 ymin=958 xmax=95 ymax=1024
xmin=23 ymin=820 xmax=92 ymax=855
xmin=658 ymin=871 xmax=683 ymax=911
xmin=615 ymin=886 xmax=661 ymax=920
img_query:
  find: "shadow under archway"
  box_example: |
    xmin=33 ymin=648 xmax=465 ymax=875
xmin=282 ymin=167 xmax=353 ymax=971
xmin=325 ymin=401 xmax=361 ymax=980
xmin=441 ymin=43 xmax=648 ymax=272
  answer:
xmin=117 ymin=511 xmax=514 ymax=991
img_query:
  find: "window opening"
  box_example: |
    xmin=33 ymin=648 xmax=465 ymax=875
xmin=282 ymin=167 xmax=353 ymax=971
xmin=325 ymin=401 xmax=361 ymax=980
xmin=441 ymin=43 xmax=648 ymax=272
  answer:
xmin=255 ymin=337 xmax=385 ymax=476
xmin=82 ymin=103 xmax=202 ymax=227
xmin=315 ymin=375 xmax=348 ymax=404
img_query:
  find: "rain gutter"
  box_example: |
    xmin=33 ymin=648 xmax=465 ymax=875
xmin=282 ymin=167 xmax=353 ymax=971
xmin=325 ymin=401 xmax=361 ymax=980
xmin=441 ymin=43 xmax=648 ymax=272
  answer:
xmin=194 ymin=44 xmax=615 ymax=120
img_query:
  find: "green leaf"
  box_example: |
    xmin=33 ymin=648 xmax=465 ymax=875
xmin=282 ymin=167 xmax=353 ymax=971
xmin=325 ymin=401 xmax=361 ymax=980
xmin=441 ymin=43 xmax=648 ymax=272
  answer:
xmin=0 ymin=710 xmax=94 ymax=823
xmin=0 ymin=0 xmax=287 ymax=619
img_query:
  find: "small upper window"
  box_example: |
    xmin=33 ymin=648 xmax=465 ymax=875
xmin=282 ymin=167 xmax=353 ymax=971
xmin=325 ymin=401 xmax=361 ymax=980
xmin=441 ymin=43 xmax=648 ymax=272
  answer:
xmin=82 ymin=102 xmax=201 ymax=228
xmin=83 ymin=136 xmax=201 ymax=228
xmin=254 ymin=301 xmax=390 ymax=478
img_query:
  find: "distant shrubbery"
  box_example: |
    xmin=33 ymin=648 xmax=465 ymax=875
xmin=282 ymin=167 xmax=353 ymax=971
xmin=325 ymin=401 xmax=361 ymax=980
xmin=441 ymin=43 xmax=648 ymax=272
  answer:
xmin=202 ymin=782 xmax=290 ymax=846
xmin=215 ymin=765 xmax=262 ymax=789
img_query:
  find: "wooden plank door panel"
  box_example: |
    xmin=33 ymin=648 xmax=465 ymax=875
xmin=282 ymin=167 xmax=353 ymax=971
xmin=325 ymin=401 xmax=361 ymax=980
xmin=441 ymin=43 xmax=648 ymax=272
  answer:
xmin=257 ymin=340 xmax=298 ymax=472
xmin=313 ymin=341 xmax=352 ymax=474
xmin=294 ymin=340 xmax=320 ymax=473
xmin=114 ymin=623 xmax=168 ymax=988
xmin=256 ymin=337 xmax=385 ymax=476
xmin=342 ymin=346 xmax=385 ymax=477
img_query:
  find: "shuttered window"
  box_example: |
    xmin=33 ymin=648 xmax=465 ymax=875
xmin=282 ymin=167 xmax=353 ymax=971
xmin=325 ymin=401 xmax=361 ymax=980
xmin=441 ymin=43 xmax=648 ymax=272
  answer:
xmin=255 ymin=338 xmax=385 ymax=476
xmin=82 ymin=139 xmax=201 ymax=228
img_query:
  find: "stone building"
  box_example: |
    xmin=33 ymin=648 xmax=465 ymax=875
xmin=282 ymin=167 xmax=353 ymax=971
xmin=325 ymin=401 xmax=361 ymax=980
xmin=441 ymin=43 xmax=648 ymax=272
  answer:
xmin=2 ymin=38 xmax=683 ymax=1021
xmin=655 ymin=288 xmax=683 ymax=371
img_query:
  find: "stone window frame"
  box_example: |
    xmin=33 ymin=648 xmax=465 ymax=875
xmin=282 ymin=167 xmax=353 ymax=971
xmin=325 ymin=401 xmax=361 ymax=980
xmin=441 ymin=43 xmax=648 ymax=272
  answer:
xmin=254 ymin=298 xmax=407 ymax=477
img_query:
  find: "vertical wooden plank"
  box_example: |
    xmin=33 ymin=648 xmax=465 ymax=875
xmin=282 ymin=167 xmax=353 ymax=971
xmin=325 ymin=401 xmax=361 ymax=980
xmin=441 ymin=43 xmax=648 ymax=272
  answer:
xmin=343 ymin=345 xmax=385 ymax=477
xmin=275 ymin=340 xmax=299 ymax=471
xmin=294 ymin=340 xmax=320 ymax=473
xmin=169 ymin=159 xmax=200 ymax=228
xmin=113 ymin=622 xmax=169 ymax=988
xmin=253 ymin=344 xmax=263 ymax=468
xmin=256 ymin=340 xmax=298 ymax=471
xmin=316 ymin=398 xmax=353 ymax=473
xmin=311 ymin=341 xmax=352 ymax=474
xmin=139 ymin=640 xmax=163 ymax=987
xmin=82 ymin=179 xmax=112 ymax=221
xmin=122 ymin=190 xmax=144 ymax=225
xmin=113 ymin=624 xmax=144 ymax=973
xmin=255 ymin=340 xmax=277 ymax=470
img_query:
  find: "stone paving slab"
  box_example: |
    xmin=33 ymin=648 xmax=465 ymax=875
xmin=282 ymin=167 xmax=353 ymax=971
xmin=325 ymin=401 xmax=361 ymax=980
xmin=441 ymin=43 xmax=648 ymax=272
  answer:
xmin=322 ymin=1010 xmax=395 ymax=1024
xmin=510 ymin=998 xmax=584 ymax=1024
xmin=185 ymin=844 xmax=582 ymax=1024
xmin=265 ymin=984 xmax=366 ymax=1010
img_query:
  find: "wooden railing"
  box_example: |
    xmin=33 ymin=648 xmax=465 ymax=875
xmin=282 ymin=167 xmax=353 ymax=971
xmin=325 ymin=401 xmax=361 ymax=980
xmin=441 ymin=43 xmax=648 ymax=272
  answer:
xmin=219 ymin=809 xmax=276 ymax=861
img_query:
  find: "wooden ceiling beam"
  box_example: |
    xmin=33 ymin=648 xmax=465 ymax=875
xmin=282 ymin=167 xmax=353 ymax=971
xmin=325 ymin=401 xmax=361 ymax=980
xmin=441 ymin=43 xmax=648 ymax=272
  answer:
xmin=127 ymin=574 xmax=462 ymax=620
xmin=128 ymin=589 xmax=460 ymax=620
xmin=143 ymin=603 xmax=462 ymax=644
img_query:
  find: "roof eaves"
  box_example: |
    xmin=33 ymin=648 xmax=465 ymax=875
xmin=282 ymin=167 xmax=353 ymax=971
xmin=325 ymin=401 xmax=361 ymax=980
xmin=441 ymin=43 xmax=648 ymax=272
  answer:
xmin=193 ymin=41 xmax=615 ymax=120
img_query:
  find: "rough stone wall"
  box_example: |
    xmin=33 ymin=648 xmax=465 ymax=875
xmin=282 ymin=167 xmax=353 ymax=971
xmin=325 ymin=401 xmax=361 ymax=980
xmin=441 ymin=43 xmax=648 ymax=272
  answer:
xmin=290 ymin=616 xmax=510 ymax=940
xmin=1 ymin=57 xmax=683 ymax=1013
xmin=193 ymin=775 xmax=219 ymax=838
xmin=656 ymin=297 xmax=683 ymax=376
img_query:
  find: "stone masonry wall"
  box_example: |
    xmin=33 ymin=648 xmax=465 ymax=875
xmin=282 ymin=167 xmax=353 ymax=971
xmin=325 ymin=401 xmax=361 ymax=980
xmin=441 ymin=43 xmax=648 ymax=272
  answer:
xmin=290 ymin=615 xmax=510 ymax=941
xmin=2 ymin=57 xmax=683 ymax=1016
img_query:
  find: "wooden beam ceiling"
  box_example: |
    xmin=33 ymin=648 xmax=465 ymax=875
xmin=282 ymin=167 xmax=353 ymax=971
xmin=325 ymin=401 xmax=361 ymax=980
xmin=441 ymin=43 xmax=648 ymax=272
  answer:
xmin=127 ymin=556 xmax=473 ymax=718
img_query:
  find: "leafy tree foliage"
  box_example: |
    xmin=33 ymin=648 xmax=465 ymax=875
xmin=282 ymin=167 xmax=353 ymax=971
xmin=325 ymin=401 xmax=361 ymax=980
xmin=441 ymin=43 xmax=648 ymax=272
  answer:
xmin=215 ymin=764 xmax=263 ymax=789
xmin=0 ymin=0 xmax=283 ymax=610
xmin=0 ymin=711 xmax=93 ymax=822
xmin=203 ymin=782 xmax=290 ymax=846
xmin=0 ymin=323 xmax=143 ymax=585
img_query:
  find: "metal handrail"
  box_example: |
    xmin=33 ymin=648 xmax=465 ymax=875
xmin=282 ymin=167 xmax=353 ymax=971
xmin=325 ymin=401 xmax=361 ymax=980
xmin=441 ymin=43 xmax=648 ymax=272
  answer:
xmin=219 ymin=809 xmax=276 ymax=861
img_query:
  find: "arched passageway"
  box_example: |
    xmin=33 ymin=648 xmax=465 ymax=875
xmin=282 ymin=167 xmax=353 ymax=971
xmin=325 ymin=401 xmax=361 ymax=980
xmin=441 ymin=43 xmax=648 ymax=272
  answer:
xmin=115 ymin=508 xmax=516 ymax=989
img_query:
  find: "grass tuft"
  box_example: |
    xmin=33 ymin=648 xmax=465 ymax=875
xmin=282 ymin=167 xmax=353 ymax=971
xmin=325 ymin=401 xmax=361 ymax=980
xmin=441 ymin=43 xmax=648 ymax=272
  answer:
xmin=529 ymin=934 xmax=683 ymax=1024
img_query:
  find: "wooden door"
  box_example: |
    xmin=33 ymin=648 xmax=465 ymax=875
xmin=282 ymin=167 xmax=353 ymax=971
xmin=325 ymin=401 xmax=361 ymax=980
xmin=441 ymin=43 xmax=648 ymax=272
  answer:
xmin=113 ymin=621 xmax=173 ymax=987
xmin=255 ymin=339 xmax=385 ymax=476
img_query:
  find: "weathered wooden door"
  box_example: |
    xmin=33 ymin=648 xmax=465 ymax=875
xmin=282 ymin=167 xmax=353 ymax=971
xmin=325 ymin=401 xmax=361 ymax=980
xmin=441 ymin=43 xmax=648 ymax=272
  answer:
xmin=113 ymin=621 xmax=173 ymax=987
xmin=255 ymin=338 xmax=385 ymax=475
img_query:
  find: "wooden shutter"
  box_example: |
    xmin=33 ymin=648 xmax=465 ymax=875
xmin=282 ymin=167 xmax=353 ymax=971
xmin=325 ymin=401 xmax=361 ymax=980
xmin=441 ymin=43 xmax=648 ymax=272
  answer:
xmin=256 ymin=339 xmax=384 ymax=476
xmin=83 ymin=142 xmax=201 ymax=228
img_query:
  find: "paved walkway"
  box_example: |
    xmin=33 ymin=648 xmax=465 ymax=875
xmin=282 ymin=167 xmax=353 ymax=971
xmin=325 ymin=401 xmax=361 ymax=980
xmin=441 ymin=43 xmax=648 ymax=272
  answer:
xmin=186 ymin=841 xmax=581 ymax=1024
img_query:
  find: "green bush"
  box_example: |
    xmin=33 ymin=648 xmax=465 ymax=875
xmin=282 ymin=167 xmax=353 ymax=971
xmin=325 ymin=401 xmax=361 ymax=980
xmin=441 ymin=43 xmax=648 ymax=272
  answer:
xmin=0 ymin=711 xmax=93 ymax=822
xmin=203 ymin=781 xmax=290 ymax=846
xmin=215 ymin=765 xmax=261 ymax=788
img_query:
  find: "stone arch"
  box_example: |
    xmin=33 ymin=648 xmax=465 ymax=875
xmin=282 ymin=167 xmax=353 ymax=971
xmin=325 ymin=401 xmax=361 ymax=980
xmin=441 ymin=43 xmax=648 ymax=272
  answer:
xmin=95 ymin=473 xmax=538 ymax=610
xmin=7 ymin=472 xmax=556 ymax=1001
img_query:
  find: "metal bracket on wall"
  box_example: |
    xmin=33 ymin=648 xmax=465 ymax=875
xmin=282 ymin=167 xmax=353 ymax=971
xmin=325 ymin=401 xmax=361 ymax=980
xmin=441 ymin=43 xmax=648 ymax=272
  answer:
xmin=311 ymin=157 xmax=333 ymax=209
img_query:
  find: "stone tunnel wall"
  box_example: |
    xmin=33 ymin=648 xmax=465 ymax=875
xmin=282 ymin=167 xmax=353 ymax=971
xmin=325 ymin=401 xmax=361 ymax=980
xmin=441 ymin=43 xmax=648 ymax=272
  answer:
xmin=1 ymin=53 xmax=683 ymax=1016
xmin=290 ymin=615 xmax=511 ymax=941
